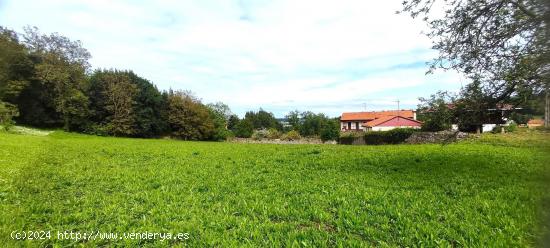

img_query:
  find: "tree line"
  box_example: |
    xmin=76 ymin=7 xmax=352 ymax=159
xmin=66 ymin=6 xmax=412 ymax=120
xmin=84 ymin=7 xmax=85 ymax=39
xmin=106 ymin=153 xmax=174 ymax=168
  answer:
xmin=0 ymin=26 xmax=340 ymax=141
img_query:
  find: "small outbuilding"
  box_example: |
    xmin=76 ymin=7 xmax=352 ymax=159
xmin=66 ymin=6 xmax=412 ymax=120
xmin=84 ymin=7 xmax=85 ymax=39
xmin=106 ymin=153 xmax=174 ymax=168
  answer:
xmin=527 ymin=119 xmax=544 ymax=128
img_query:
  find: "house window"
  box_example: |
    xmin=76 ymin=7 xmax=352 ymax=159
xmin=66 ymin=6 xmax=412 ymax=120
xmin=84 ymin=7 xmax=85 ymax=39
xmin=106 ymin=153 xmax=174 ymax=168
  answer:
xmin=348 ymin=122 xmax=351 ymax=129
xmin=355 ymin=122 xmax=359 ymax=130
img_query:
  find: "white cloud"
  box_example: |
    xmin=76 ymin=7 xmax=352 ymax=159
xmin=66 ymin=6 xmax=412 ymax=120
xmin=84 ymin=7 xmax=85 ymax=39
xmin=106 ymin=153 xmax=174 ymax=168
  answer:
xmin=0 ymin=0 xmax=465 ymax=117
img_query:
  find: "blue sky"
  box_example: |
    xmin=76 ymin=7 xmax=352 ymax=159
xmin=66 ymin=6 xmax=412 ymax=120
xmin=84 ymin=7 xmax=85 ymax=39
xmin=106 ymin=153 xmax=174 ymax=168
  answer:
xmin=0 ymin=0 xmax=466 ymax=117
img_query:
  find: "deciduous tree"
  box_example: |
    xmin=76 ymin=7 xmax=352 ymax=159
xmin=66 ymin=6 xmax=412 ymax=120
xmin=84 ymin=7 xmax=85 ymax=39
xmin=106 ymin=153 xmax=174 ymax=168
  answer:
xmin=167 ymin=90 xmax=214 ymax=140
xmin=401 ymin=0 xmax=549 ymax=126
xmin=102 ymin=72 xmax=139 ymax=136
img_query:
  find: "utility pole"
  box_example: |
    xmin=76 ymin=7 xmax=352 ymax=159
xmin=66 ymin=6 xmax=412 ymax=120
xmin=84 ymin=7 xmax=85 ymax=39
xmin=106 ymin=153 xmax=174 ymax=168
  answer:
xmin=363 ymin=103 xmax=367 ymax=111
xmin=394 ymin=100 xmax=400 ymax=125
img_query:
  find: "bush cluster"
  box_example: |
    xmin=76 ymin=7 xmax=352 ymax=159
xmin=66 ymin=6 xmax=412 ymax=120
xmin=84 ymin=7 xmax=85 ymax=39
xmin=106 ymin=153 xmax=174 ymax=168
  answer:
xmin=281 ymin=130 xmax=301 ymax=141
xmin=491 ymin=122 xmax=519 ymax=133
xmin=340 ymin=128 xmax=417 ymax=145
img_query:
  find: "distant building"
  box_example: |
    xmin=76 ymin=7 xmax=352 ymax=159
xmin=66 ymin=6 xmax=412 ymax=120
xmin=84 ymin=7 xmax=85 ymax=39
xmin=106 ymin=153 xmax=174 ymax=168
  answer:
xmin=527 ymin=119 xmax=544 ymax=128
xmin=340 ymin=110 xmax=421 ymax=131
xmin=446 ymin=103 xmax=523 ymax=133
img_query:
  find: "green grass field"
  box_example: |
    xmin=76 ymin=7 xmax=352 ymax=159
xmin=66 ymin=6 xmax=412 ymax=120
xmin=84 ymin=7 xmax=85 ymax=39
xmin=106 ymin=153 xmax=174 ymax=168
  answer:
xmin=1 ymin=129 xmax=549 ymax=247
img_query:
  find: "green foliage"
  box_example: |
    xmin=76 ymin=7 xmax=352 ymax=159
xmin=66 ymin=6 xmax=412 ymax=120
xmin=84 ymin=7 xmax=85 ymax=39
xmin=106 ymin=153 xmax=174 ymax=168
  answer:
xmin=505 ymin=122 xmax=518 ymax=132
xmin=82 ymin=123 xmax=109 ymax=136
xmin=244 ymin=108 xmax=282 ymax=130
xmin=492 ymin=123 xmax=518 ymax=134
xmin=167 ymin=90 xmax=215 ymax=140
xmin=224 ymin=130 xmax=236 ymax=141
xmin=251 ymin=130 xmax=265 ymax=140
xmin=1 ymin=131 xmax=549 ymax=246
xmin=401 ymin=0 xmax=549 ymax=130
xmin=281 ymin=130 xmax=301 ymax=141
xmin=102 ymin=72 xmax=139 ymax=136
xmin=227 ymin=114 xmax=240 ymax=131
xmin=22 ymin=27 xmax=91 ymax=131
xmin=266 ymin=128 xmax=281 ymax=139
xmin=129 ymin=71 xmax=168 ymax=137
xmin=206 ymin=102 xmax=232 ymax=141
xmin=299 ymin=111 xmax=323 ymax=136
xmin=234 ymin=119 xmax=254 ymax=138
xmin=87 ymin=70 xmax=171 ymax=137
xmin=364 ymin=128 xmax=417 ymax=145
xmin=0 ymin=27 xmax=32 ymax=104
xmin=283 ymin=110 xmax=339 ymax=139
xmin=418 ymin=91 xmax=453 ymax=131
xmin=338 ymin=131 xmax=365 ymax=145
xmin=491 ymin=126 xmax=504 ymax=134
xmin=285 ymin=110 xmax=301 ymax=131
xmin=509 ymin=112 xmax=532 ymax=125
xmin=0 ymin=26 xmax=239 ymax=141
xmin=320 ymin=118 xmax=340 ymax=142
xmin=0 ymin=101 xmax=18 ymax=130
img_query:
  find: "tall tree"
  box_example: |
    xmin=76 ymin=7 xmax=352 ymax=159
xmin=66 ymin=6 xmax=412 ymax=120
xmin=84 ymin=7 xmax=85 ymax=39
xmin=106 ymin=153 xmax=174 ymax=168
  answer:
xmin=127 ymin=71 xmax=167 ymax=137
xmin=285 ymin=110 xmax=301 ymax=131
xmin=102 ymin=72 xmax=139 ymax=136
xmin=0 ymin=27 xmax=32 ymax=128
xmin=227 ymin=114 xmax=240 ymax=131
xmin=401 ymin=0 xmax=549 ymax=126
xmin=19 ymin=26 xmax=91 ymax=130
xmin=0 ymin=27 xmax=32 ymax=105
xmin=244 ymin=108 xmax=282 ymax=130
xmin=167 ymin=90 xmax=214 ymax=140
xmin=206 ymin=102 xmax=233 ymax=140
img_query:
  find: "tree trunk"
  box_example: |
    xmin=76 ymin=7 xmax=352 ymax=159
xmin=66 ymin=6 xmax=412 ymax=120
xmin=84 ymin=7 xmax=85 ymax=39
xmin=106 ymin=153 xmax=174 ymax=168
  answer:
xmin=545 ymin=86 xmax=549 ymax=128
xmin=63 ymin=115 xmax=70 ymax=131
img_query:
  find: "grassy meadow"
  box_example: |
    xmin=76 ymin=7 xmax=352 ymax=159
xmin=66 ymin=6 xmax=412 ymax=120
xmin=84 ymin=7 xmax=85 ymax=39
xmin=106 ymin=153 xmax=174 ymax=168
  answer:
xmin=0 ymin=129 xmax=549 ymax=247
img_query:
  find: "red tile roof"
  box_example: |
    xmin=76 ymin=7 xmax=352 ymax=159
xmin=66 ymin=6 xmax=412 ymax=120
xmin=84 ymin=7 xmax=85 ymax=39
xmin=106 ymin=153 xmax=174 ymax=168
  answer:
xmin=341 ymin=110 xmax=414 ymax=121
xmin=527 ymin=119 xmax=544 ymax=125
xmin=363 ymin=116 xmax=422 ymax=127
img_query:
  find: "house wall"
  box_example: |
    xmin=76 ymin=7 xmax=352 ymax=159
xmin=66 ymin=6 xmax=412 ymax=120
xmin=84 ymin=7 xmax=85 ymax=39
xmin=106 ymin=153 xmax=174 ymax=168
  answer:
xmin=340 ymin=121 xmax=367 ymax=131
xmin=482 ymin=124 xmax=496 ymax=132
xmin=372 ymin=126 xmax=421 ymax=131
xmin=451 ymin=124 xmax=500 ymax=132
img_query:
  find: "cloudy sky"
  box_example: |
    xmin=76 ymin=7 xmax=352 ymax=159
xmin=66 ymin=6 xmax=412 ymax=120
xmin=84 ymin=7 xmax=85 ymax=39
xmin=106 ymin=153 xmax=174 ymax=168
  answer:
xmin=0 ymin=0 xmax=466 ymax=117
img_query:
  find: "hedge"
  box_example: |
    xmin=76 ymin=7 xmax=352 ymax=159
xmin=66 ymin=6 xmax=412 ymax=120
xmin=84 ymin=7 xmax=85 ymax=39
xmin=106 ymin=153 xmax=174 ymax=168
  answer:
xmin=339 ymin=128 xmax=417 ymax=145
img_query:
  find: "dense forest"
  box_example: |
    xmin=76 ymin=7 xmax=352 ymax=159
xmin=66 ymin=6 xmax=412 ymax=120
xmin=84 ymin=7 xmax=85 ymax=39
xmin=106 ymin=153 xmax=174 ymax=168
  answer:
xmin=0 ymin=26 xmax=339 ymax=141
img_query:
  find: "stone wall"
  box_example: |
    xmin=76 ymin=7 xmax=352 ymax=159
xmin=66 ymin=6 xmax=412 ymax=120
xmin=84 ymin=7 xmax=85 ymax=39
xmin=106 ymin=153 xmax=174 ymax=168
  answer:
xmin=405 ymin=131 xmax=469 ymax=144
xmin=231 ymin=138 xmax=337 ymax=145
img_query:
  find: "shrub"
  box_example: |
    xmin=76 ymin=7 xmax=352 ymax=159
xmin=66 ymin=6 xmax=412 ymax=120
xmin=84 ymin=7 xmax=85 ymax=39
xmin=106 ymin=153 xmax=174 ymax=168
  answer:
xmin=364 ymin=128 xmax=416 ymax=145
xmin=251 ymin=129 xmax=267 ymax=140
xmin=212 ymin=129 xmax=233 ymax=141
xmin=417 ymin=91 xmax=454 ymax=131
xmin=224 ymin=130 xmax=235 ymax=141
xmin=266 ymin=128 xmax=281 ymax=139
xmin=491 ymin=125 xmax=503 ymax=134
xmin=492 ymin=123 xmax=518 ymax=133
xmin=338 ymin=131 xmax=364 ymax=145
xmin=282 ymin=130 xmax=301 ymax=141
xmin=234 ymin=119 xmax=253 ymax=138
xmin=340 ymin=131 xmax=363 ymax=138
xmin=0 ymin=102 xmax=19 ymax=131
xmin=83 ymin=123 xmax=109 ymax=136
xmin=320 ymin=119 xmax=340 ymax=142
xmin=505 ymin=122 xmax=517 ymax=132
